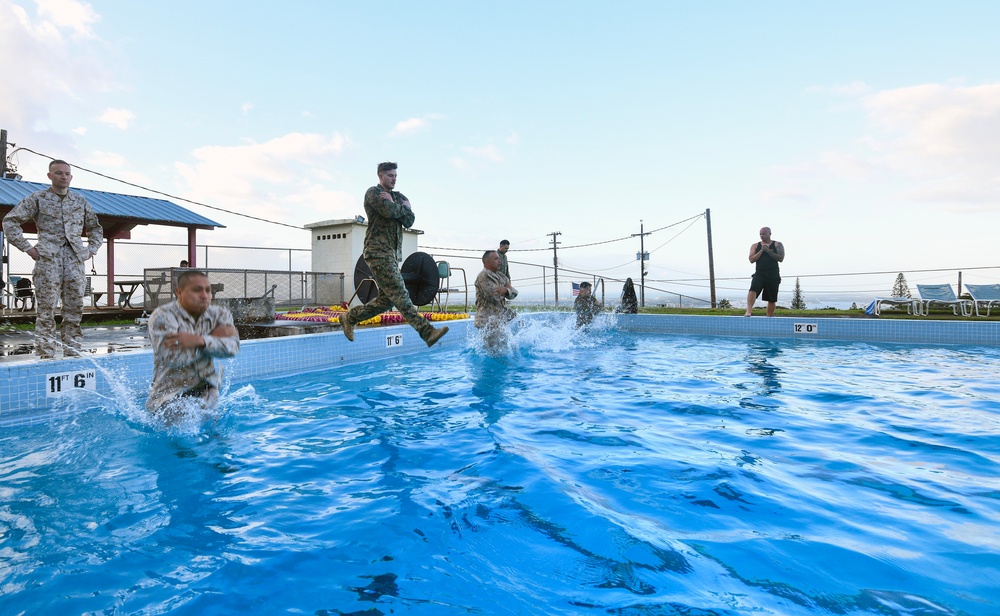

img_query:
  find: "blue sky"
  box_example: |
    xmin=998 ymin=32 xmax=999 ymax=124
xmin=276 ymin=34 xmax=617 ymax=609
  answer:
xmin=3 ymin=1 xmax=1000 ymax=304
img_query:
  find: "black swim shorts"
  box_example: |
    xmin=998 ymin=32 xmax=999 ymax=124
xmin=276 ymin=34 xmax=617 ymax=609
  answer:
xmin=749 ymin=274 xmax=780 ymax=303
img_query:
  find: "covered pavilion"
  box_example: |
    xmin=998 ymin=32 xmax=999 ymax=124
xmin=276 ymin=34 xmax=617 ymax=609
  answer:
xmin=0 ymin=178 xmax=224 ymax=307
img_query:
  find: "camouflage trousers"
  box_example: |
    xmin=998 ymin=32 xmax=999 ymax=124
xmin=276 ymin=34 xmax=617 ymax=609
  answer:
xmin=33 ymin=243 xmax=87 ymax=358
xmin=345 ymin=255 xmax=435 ymax=341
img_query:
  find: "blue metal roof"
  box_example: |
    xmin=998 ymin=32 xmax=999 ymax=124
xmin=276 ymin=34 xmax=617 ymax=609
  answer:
xmin=0 ymin=178 xmax=224 ymax=229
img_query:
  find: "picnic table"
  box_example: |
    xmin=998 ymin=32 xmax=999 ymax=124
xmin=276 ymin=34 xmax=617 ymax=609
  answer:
xmin=114 ymin=280 xmax=145 ymax=308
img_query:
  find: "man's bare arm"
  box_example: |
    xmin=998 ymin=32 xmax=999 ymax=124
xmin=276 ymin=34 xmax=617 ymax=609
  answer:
xmin=769 ymin=242 xmax=785 ymax=262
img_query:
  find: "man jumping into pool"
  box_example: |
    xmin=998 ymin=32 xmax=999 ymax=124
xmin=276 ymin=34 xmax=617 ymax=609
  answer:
xmin=341 ymin=162 xmax=448 ymax=346
xmin=147 ymin=270 xmax=240 ymax=420
xmin=745 ymin=226 xmax=784 ymax=317
xmin=475 ymin=249 xmax=518 ymax=350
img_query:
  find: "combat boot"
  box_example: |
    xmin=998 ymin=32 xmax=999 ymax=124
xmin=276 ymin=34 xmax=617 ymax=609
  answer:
xmin=423 ymin=326 xmax=449 ymax=347
xmin=341 ymin=314 xmax=355 ymax=342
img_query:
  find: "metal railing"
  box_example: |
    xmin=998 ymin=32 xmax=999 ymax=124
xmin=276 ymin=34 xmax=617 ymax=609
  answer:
xmin=144 ymin=268 xmax=344 ymax=311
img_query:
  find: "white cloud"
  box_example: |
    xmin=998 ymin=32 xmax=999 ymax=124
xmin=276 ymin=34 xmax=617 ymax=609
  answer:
xmin=242 ymin=102 xmax=253 ymax=114
xmin=448 ymin=134 xmax=516 ymax=172
xmin=173 ymin=132 xmax=355 ymax=237
xmin=72 ymin=126 xmax=87 ymax=135
xmin=84 ymin=150 xmax=153 ymax=188
xmin=88 ymin=150 xmax=128 ymax=168
xmin=462 ymin=144 xmax=503 ymax=163
xmin=98 ymin=107 xmax=135 ymax=129
xmin=779 ymin=81 xmax=1000 ymax=210
xmin=36 ymin=0 xmax=100 ymax=38
xmin=0 ymin=0 xmax=112 ymax=134
xmin=859 ymin=82 xmax=1000 ymax=206
xmin=390 ymin=117 xmax=431 ymax=137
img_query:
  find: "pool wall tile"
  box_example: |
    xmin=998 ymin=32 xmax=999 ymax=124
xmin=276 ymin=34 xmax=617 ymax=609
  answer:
xmin=0 ymin=319 xmax=472 ymax=426
xmin=614 ymin=314 xmax=1000 ymax=346
xmin=3 ymin=314 xmax=998 ymax=423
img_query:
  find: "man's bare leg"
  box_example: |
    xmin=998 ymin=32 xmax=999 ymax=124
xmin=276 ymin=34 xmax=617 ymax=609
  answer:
xmin=745 ymin=290 xmax=757 ymax=317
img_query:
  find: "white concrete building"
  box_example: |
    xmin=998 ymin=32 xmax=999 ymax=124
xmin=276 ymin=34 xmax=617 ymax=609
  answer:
xmin=305 ymin=218 xmax=423 ymax=305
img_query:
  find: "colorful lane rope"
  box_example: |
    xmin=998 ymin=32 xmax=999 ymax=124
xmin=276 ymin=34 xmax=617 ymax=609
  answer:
xmin=275 ymin=306 xmax=469 ymax=326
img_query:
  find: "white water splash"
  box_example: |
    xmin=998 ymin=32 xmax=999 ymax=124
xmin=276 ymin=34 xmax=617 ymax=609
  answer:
xmin=46 ymin=354 xmax=264 ymax=436
xmin=466 ymin=311 xmax=620 ymax=357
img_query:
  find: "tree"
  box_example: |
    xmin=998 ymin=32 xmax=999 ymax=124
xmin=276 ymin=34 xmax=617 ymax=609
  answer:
xmin=718 ymin=298 xmax=732 ymax=309
xmin=791 ymin=277 xmax=806 ymax=310
xmin=891 ymin=273 xmax=911 ymax=298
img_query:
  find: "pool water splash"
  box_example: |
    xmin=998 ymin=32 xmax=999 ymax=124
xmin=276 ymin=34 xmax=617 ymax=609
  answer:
xmin=45 ymin=353 xmax=264 ymax=437
xmin=466 ymin=311 xmax=620 ymax=358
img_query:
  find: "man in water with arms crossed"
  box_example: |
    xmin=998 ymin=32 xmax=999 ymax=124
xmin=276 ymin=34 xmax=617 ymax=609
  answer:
xmin=475 ymin=249 xmax=518 ymax=349
xmin=147 ymin=270 xmax=240 ymax=421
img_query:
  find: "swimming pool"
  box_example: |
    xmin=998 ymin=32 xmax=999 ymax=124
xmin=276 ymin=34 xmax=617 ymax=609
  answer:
xmin=0 ymin=315 xmax=997 ymax=614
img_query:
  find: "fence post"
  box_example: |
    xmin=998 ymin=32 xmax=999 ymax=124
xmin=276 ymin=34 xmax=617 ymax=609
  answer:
xmin=542 ymin=265 xmax=547 ymax=306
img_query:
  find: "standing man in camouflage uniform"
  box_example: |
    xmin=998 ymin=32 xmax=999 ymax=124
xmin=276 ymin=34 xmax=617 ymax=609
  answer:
xmin=341 ymin=162 xmax=448 ymax=347
xmin=3 ymin=160 xmax=104 ymax=358
xmin=497 ymin=239 xmax=511 ymax=280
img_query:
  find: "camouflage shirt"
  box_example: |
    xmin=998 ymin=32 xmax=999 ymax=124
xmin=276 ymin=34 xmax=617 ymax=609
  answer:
xmin=363 ymin=184 xmax=416 ymax=263
xmin=146 ymin=300 xmax=240 ymax=411
xmin=575 ymin=295 xmax=601 ymax=327
xmin=3 ymin=188 xmax=104 ymax=261
xmin=475 ymin=268 xmax=518 ymax=328
xmin=498 ymin=251 xmax=510 ymax=279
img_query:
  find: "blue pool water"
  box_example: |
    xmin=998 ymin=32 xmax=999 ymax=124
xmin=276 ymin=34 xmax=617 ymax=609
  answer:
xmin=1 ymin=315 xmax=998 ymax=615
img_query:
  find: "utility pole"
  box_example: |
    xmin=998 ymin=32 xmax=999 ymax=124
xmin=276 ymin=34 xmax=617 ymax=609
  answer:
xmin=705 ymin=208 xmax=717 ymax=308
xmin=631 ymin=221 xmax=650 ymax=307
xmin=1 ymin=129 xmax=8 ymax=178
xmin=549 ymin=231 xmax=562 ymax=305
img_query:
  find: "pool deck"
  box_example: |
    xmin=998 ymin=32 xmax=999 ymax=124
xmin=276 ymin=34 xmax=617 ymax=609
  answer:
xmin=2 ymin=313 xmax=999 ymax=425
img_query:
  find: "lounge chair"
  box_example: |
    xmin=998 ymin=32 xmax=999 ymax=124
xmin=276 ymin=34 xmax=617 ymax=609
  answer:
xmin=866 ymin=296 xmax=917 ymax=316
xmin=965 ymin=284 xmax=1000 ymax=317
xmin=915 ymin=284 xmax=972 ymax=316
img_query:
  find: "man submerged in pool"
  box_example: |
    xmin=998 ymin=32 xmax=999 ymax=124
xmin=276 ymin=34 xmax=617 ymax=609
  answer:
xmin=475 ymin=249 xmax=518 ymax=350
xmin=574 ymin=281 xmax=602 ymax=328
xmin=147 ymin=270 xmax=240 ymax=421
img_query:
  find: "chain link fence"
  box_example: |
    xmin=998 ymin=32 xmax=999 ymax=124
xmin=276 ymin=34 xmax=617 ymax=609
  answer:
xmin=3 ymin=239 xmax=324 ymax=310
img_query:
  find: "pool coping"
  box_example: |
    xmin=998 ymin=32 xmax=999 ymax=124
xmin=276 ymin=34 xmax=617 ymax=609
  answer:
xmin=614 ymin=313 xmax=1000 ymax=346
xmin=2 ymin=313 xmax=998 ymax=425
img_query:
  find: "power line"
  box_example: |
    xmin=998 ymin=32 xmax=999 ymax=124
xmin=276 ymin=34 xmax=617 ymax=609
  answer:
xmin=423 ymin=212 xmax=706 ymax=253
xmin=646 ymin=216 xmax=703 ymax=254
xmin=12 ymin=146 xmax=305 ymax=230
xmin=653 ymin=264 xmax=1000 ymax=283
